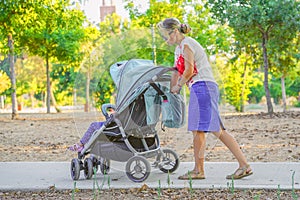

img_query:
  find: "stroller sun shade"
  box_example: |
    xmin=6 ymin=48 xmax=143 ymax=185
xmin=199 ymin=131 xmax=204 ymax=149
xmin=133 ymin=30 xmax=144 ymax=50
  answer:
xmin=110 ymin=59 xmax=171 ymax=112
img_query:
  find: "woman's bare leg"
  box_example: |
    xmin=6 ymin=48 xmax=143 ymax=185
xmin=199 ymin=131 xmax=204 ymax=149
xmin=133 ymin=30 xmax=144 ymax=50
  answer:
xmin=193 ymin=131 xmax=206 ymax=174
xmin=212 ymin=129 xmax=248 ymax=168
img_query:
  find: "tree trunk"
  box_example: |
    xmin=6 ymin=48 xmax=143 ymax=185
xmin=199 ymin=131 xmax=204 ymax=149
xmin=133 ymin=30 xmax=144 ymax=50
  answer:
xmin=281 ymin=75 xmax=287 ymax=112
xmin=151 ymin=24 xmax=157 ymax=65
xmin=85 ymin=67 xmax=90 ymax=112
xmin=29 ymin=92 xmax=35 ymax=108
xmin=261 ymin=32 xmax=273 ymax=116
xmin=46 ymin=54 xmax=51 ymax=113
xmin=0 ymin=95 xmax=5 ymax=109
xmin=50 ymin=82 xmax=61 ymax=113
xmin=8 ymin=34 xmax=18 ymax=119
xmin=240 ymin=60 xmax=248 ymax=112
xmin=73 ymin=89 xmax=77 ymax=106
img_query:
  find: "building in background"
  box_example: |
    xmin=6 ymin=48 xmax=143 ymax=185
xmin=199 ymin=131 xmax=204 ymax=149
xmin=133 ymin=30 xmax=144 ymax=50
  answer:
xmin=70 ymin=0 xmax=150 ymax=24
xmin=100 ymin=0 xmax=116 ymax=21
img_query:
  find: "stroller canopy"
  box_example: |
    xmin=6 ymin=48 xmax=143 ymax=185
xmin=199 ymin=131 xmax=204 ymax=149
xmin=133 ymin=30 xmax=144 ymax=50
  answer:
xmin=110 ymin=59 xmax=172 ymax=112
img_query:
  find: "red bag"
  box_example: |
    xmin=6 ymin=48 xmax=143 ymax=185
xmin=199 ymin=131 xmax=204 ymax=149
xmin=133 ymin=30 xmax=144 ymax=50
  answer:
xmin=175 ymin=54 xmax=198 ymax=75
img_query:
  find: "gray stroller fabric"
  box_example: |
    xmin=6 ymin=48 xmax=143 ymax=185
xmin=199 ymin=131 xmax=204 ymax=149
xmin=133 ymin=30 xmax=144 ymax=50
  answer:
xmin=144 ymin=84 xmax=186 ymax=128
xmin=110 ymin=59 xmax=155 ymax=108
xmin=161 ymin=93 xmax=186 ymax=128
xmin=109 ymin=59 xmax=186 ymax=129
xmin=144 ymin=86 xmax=161 ymax=125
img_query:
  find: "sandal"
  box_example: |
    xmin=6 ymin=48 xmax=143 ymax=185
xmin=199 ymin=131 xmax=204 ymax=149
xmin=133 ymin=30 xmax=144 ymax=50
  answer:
xmin=68 ymin=143 xmax=84 ymax=152
xmin=226 ymin=164 xmax=253 ymax=179
xmin=178 ymin=170 xmax=205 ymax=180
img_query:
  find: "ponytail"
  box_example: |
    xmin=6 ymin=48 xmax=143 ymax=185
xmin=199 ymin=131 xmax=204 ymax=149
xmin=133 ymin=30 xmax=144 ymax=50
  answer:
xmin=179 ymin=23 xmax=191 ymax=34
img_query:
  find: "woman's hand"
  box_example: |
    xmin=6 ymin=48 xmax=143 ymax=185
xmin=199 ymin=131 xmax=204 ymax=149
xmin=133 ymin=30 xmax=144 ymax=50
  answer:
xmin=171 ymin=84 xmax=181 ymax=94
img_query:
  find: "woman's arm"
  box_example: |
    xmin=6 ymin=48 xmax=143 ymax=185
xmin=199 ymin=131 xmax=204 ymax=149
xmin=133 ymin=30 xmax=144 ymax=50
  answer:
xmin=170 ymin=70 xmax=179 ymax=88
xmin=171 ymin=44 xmax=194 ymax=93
xmin=178 ymin=44 xmax=194 ymax=87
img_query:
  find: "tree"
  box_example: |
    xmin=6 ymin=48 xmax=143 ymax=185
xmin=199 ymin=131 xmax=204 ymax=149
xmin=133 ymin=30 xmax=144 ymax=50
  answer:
xmin=207 ymin=0 xmax=300 ymax=115
xmin=7 ymin=34 xmax=17 ymax=117
xmin=0 ymin=0 xmax=86 ymax=114
xmin=80 ymin=41 xmax=103 ymax=112
xmin=15 ymin=56 xmax=46 ymax=108
xmin=217 ymin=51 xmax=257 ymax=111
xmin=125 ymin=0 xmax=185 ymax=65
xmin=0 ymin=0 xmax=36 ymax=118
xmin=270 ymin=34 xmax=300 ymax=111
xmin=22 ymin=0 xmax=86 ymax=113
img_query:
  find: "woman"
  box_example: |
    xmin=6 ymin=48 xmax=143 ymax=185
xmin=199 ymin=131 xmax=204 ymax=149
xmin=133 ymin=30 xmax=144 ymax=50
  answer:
xmin=157 ymin=18 xmax=253 ymax=180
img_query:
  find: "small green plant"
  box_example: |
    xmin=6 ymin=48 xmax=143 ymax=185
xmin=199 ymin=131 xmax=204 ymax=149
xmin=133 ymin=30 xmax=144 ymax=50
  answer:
xmin=277 ymin=184 xmax=281 ymax=200
xmin=93 ymin=167 xmax=98 ymax=199
xmin=254 ymin=194 xmax=260 ymax=200
xmin=291 ymin=171 xmax=298 ymax=200
xmin=100 ymin=172 xmax=106 ymax=189
xmin=230 ymin=176 xmax=235 ymax=194
xmin=72 ymin=181 xmax=76 ymax=200
xmin=188 ymin=171 xmax=194 ymax=197
xmin=107 ymin=175 xmax=111 ymax=189
xmin=167 ymin=172 xmax=171 ymax=188
xmin=157 ymin=179 xmax=161 ymax=199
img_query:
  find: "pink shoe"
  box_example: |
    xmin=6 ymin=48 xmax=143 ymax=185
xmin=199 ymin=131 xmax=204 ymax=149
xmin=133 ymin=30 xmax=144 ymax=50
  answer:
xmin=68 ymin=143 xmax=84 ymax=152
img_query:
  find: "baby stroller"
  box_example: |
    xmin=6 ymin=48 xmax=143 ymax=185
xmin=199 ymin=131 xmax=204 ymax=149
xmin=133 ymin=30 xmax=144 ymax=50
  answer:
xmin=70 ymin=59 xmax=185 ymax=182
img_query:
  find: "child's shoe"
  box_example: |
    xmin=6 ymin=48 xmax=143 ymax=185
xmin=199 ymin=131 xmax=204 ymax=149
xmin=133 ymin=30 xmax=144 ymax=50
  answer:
xmin=68 ymin=143 xmax=84 ymax=152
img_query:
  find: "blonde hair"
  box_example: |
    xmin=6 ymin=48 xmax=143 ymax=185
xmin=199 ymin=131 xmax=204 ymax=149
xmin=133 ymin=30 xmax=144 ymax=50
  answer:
xmin=157 ymin=18 xmax=191 ymax=35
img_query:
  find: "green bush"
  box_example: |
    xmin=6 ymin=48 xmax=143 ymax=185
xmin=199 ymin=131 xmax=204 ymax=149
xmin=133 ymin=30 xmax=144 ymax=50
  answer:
xmin=294 ymin=101 xmax=300 ymax=108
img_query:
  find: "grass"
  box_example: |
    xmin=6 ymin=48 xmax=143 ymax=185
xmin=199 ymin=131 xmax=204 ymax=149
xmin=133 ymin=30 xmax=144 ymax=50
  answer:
xmin=67 ymin=169 xmax=299 ymax=200
xmin=188 ymin=171 xmax=194 ymax=197
xmin=157 ymin=180 xmax=161 ymax=199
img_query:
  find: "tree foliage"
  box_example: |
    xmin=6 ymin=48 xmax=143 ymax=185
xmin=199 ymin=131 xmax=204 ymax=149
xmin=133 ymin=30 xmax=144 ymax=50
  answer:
xmin=0 ymin=70 xmax=11 ymax=94
xmin=207 ymin=0 xmax=300 ymax=114
xmin=0 ymin=0 xmax=299 ymax=113
xmin=22 ymin=0 xmax=86 ymax=112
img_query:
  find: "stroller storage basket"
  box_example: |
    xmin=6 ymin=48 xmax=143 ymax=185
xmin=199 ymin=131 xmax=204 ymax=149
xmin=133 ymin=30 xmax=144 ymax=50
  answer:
xmin=90 ymin=136 xmax=157 ymax=162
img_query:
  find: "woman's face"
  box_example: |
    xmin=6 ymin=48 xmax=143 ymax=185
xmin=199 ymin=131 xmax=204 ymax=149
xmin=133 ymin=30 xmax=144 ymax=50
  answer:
xmin=165 ymin=30 xmax=177 ymax=45
xmin=160 ymin=29 xmax=177 ymax=46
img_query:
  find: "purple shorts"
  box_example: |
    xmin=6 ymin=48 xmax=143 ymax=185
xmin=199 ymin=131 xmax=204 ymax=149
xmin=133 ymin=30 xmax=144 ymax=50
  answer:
xmin=188 ymin=81 xmax=225 ymax=132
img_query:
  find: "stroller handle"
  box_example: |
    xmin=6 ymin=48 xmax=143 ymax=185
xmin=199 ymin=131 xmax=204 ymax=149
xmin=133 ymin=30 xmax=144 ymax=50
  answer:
xmin=101 ymin=103 xmax=116 ymax=119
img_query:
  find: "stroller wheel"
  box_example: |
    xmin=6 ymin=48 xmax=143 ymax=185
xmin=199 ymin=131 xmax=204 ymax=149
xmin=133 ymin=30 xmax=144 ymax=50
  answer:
xmin=84 ymin=158 xmax=93 ymax=179
xmin=71 ymin=158 xmax=81 ymax=180
xmin=100 ymin=158 xmax=110 ymax=175
xmin=91 ymin=157 xmax=99 ymax=174
xmin=126 ymin=156 xmax=150 ymax=182
xmin=157 ymin=148 xmax=179 ymax=173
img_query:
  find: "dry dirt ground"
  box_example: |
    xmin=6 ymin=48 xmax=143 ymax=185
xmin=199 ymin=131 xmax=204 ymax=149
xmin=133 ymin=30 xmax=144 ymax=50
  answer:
xmin=0 ymin=109 xmax=299 ymax=199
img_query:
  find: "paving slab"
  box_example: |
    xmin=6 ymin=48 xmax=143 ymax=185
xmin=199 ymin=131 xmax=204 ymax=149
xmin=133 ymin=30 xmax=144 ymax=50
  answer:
xmin=0 ymin=162 xmax=299 ymax=191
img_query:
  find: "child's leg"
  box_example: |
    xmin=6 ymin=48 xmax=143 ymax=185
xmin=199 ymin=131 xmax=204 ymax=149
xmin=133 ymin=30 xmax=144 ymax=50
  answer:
xmin=69 ymin=121 xmax=104 ymax=152
xmin=80 ymin=121 xmax=104 ymax=145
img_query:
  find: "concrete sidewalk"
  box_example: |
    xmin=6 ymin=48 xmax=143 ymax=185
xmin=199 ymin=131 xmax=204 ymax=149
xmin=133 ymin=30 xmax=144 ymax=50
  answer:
xmin=0 ymin=162 xmax=299 ymax=191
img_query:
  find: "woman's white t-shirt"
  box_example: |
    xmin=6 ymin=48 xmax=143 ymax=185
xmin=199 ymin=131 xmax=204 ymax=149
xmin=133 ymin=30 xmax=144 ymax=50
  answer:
xmin=174 ymin=37 xmax=216 ymax=87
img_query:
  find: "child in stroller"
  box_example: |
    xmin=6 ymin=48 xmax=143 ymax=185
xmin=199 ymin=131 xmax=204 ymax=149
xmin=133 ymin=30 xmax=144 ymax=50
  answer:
xmin=68 ymin=107 xmax=115 ymax=152
xmin=68 ymin=121 xmax=104 ymax=152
